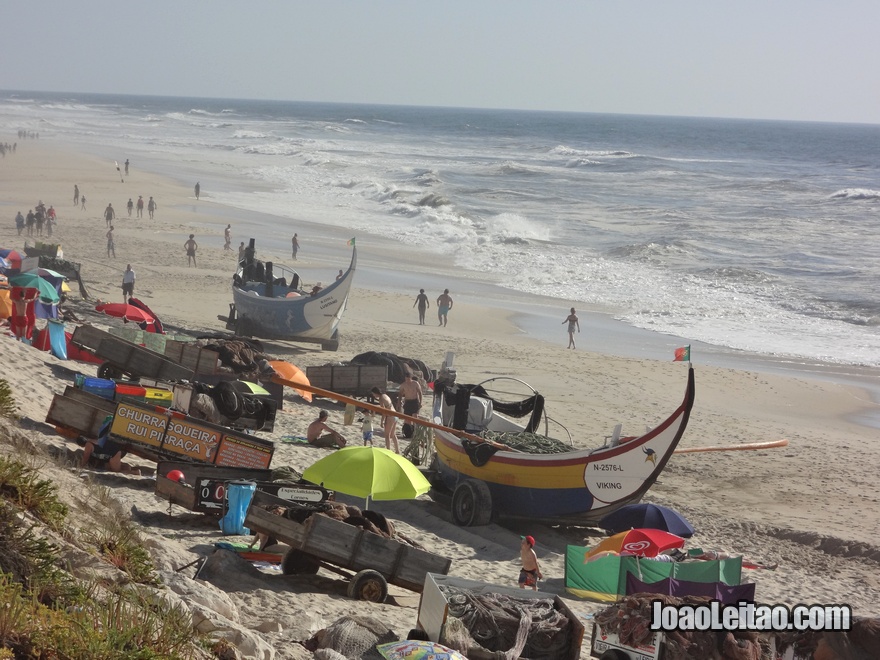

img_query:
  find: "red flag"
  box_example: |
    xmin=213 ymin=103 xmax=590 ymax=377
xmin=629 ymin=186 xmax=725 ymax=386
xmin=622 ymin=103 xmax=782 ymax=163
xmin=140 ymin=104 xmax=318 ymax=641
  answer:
xmin=674 ymin=345 xmax=691 ymax=362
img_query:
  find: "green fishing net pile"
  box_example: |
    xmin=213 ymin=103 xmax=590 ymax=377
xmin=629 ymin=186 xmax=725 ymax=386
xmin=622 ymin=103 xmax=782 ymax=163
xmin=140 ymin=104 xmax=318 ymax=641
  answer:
xmin=482 ymin=430 xmax=571 ymax=454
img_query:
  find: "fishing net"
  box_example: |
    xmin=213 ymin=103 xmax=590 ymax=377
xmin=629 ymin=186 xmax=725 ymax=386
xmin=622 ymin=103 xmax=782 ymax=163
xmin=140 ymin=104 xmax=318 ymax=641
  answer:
xmin=595 ymin=594 xmax=773 ymax=660
xmin=438 ymin=585 xmax=574 ymax=659
xmin=482 ymin=430 xmax=571 ymax=454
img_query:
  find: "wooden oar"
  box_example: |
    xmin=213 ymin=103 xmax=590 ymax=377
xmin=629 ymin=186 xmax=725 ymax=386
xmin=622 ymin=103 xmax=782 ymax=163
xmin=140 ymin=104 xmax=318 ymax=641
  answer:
xmin=674 ymin=439 xmax=788 ymax=454
xmin=270 ymin=375 xmax=516 ymax=450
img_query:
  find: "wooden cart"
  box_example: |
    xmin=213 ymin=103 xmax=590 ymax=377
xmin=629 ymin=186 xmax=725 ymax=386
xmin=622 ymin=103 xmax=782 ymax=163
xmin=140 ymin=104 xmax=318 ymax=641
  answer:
xmin=70 ymin=325 xmax=205 ymax=381
xmin=244 ymin=490 xmax=451 ymax=602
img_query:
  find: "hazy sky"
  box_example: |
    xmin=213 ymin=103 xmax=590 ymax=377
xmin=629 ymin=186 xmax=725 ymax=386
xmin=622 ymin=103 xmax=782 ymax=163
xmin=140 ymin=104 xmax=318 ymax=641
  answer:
xmin=5 ymin=1 xmax=880 ymax=124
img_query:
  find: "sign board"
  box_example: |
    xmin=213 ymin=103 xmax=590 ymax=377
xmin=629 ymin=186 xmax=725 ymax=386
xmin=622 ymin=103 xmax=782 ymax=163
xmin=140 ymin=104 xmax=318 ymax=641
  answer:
xmin=162 ymin=417 xmax=221 ymax=462
xmin=215 ymin=434 xmax=273 ymax=468
xmin=194 ymin=480 xmax=331 ymax=512
xmin=110 ymin=403 xmax=168 ymax=448
xmin=107 ymin=401 xmax=275 ymax=469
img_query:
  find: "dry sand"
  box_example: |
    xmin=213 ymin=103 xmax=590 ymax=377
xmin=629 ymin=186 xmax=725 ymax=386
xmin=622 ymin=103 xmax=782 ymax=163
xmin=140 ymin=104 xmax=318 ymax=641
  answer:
xmin=1 ymin=140 xmax=879 ymax=658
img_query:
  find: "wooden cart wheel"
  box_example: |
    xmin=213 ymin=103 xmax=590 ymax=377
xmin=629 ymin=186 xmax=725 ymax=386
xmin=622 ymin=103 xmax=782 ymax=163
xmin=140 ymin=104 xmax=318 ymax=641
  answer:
xmin=451 ymin=479 xmax=492 ymax=527
xmin=281 ymin=549 xmax=320 ymax=575
xmin=346 ymin=569 xmax=388 ymax=603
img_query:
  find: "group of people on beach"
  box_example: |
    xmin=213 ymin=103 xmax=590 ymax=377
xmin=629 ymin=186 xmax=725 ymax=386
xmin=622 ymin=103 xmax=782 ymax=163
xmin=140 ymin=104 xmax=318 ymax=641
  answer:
xmin=15 ymin=201 xmax=57 ymax=237
xmin=412 ymin=288 xmax=453 ymax=326
xmin=306 ymin=372 xmax=425 ymax=456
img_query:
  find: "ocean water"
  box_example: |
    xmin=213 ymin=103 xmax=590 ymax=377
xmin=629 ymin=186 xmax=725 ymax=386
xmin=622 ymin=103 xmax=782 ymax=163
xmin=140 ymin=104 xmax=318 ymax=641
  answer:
xmin=3 ymin=90 xmax=880 ymax=371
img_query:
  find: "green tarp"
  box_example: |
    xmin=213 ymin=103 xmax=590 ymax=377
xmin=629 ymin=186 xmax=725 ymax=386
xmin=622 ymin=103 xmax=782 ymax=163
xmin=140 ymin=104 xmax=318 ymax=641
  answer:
xmin=564 ymin=545 xmax=742 ymax=602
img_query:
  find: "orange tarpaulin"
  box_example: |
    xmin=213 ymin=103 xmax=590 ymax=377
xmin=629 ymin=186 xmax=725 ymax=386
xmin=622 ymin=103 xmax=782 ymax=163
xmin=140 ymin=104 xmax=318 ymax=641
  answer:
xmin=268 ymin=360 xmax=312 ymax=403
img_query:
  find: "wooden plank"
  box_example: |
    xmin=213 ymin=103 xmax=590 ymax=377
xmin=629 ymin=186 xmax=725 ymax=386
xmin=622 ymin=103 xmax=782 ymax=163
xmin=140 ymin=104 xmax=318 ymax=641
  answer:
xmin=554 ymin=595 xmax=585 ymax=660
xmin=394 ymin=546 xmax=452 ymax=591
xmin=71 ymin=324 xmax=109 ymax=351
xmin=46 ymin=392 xmax=113 ymax=438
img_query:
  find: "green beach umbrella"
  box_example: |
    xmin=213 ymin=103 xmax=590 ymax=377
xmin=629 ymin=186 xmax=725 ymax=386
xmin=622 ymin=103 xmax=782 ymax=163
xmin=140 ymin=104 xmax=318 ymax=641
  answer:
xmin=9 ymin=272 xmax=60 ymax=303
xmin=302 ymin=446 xmax=431 ymax=508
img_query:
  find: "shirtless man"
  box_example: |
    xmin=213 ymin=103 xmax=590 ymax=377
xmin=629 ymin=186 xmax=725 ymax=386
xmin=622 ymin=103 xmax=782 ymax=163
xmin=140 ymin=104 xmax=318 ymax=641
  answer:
xmin=519 ymin=535 xmax=543 ymax=591
xmin=306 ymin=410 xmax=346 ymax=448
xmin=224 ymin=224 xmax=231 ymax=250
xmin=104 ymin=202 xmax=115 ymax=227
xmin=436 ymin=289 xmax=453 ymax=327
xmin=398 ymin=372 xmax=422 ymax=438
xmin=371 ymin=387 xmax=399 ymax=453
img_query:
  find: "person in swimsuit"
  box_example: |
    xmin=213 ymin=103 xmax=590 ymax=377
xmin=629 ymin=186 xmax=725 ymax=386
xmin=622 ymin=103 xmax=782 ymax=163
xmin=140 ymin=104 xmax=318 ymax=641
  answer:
xmin=413 ymin=288 xmax=430 ymax=325
xmin=372 ymin=386 xmax=399 ymax=453
xmin=306 ymin=410 xmax=346 ymax=448
xmin=563 ymin=307 xmax=580 ymax=349
xmin=436 ymin=289 xmax=453 ymax=327
xmin=519 ymin=535 xmax=543 ymax=590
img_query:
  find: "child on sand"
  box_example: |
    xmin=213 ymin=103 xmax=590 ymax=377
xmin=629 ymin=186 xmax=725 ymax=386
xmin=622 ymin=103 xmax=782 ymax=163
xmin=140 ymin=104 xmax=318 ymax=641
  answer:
xmin=519 ymin=535 xmax=543 ymax=590
xmin=362 ymin=410 xmax=374 ymax=446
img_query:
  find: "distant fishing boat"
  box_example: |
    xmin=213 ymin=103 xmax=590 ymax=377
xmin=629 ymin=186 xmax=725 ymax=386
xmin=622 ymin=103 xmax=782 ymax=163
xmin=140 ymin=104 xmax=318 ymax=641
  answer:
xmin=224 ymin=239 xmax=356 ymax=351
xmin=430 ymin=366 xmax=695 ymax=526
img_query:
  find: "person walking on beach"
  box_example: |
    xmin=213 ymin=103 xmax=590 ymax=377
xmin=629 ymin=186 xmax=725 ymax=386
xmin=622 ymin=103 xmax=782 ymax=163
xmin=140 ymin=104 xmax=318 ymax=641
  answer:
xmin=306 ymin=410 xmax=347 ymax=448
xmin=106 ymin=226 xmax=116 ymax=258
xmin=136 ymin=195 xmax=144 ymax=218
xmin=519 ymin=535 xmax=543 ymax=591
xmin=238 ymin=241 xmax=245 ymax=262
xmin=184 ymin=234 xmax=198 ymax=267
xmin=124 ymin=159 xmax=129 ymax=176
xmin=291 ymin=233 xmax=299 ymax=260
xmin=25 ymin=209 xmax=35 ymax=236
xmin=15 ymin=211 xmax=24 ymax=236
xmin=147 ymin=196 xmax=157 ymax=219
xmin=104 ymin=203 xmax=115 ymax=228
xmin=121 ymin=264 xmax=135 ymax=301
xmin=563 ymin=307 xmax=580 ymax=349
xmin=372 ymin=386 xmax=399 ymax=454
xmin=194 ymin=182 xmax=200 ymax=200
xmin=413 ymin=289 xmax=430 ymax=325
xmin=73 ymin=184 xmax=79 ymax=206
xmin=224 ymin=224 xmax=232 ymax=251
xmin=126 ymin=198 xmax=133 ymax=217
xmin=80 ymin=195 xmax=86 ymax=210
xmin=436 ymin=289 xmax=453 ymax=326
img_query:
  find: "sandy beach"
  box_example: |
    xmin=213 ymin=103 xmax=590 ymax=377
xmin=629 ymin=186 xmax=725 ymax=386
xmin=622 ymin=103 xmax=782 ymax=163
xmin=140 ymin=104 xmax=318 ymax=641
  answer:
xmin=1 ymin=139 xmax=879 ymax=658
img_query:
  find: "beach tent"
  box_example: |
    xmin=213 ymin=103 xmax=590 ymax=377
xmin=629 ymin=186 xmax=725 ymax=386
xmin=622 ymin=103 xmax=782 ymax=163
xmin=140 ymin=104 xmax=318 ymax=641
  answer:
xmin=564 ymin=545 xmax=742 ymax=602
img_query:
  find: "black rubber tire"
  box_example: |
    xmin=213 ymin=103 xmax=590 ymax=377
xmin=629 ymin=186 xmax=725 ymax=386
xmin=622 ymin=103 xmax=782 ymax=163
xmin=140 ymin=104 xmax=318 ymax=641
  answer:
xmin=97 ymin=362 xmax=124 ymax=380
xmin=347 ymin=569 xmax=388 ymax=603
xmin=280 ymin=549 xmax=320 ymax=575
xmin=600 ymin=651 xmax=630 ymax=660
xmin=451 ymin=479 xmax=492 ymax=527
xmin=213 ymin=381 xmax=244 ymax=420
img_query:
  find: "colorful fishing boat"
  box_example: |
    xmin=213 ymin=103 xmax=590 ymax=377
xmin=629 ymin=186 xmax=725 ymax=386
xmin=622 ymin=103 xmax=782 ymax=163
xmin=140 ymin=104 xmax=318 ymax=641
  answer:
xmin=225 ymin=240 xmax=356 ymax=351
xmin=430 ymin=366 xmax=695 ymax=525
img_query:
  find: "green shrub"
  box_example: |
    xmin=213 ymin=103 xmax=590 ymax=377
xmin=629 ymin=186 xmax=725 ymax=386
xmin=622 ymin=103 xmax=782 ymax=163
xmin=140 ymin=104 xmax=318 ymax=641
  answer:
xmin=0 ymin=456 xmax=68 ymax=529
xmin=0 ymin=380 xmax=16 ymax=419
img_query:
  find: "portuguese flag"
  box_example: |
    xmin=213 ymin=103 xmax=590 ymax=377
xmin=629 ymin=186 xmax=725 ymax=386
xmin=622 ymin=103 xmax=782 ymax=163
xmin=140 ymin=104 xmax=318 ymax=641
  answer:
xmin=674 ymin=345 xmax=691 ymax=362
xmin=347 ymin=237 xmax=356 ymax=246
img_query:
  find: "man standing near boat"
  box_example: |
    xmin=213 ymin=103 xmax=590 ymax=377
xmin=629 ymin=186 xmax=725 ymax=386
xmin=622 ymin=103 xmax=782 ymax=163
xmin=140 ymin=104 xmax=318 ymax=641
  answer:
xmin=398 ymin=372 xmax=423 ymax=439
xmin=291 ymin=233 xmax=299 ymax=260
xmin=436 ymin=289 xmax=453 ymax=327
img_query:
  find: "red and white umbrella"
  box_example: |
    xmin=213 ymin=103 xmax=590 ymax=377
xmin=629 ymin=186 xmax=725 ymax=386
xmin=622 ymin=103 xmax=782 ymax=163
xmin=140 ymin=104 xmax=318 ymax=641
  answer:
xmin=95 ymin=302 xmax=156 ymax=325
